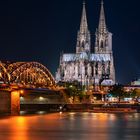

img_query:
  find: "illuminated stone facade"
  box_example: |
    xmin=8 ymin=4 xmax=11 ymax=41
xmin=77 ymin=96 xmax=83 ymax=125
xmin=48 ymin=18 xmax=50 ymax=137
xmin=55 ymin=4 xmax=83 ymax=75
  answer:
xmin=56 ymin=1 xmax=115 ymax=86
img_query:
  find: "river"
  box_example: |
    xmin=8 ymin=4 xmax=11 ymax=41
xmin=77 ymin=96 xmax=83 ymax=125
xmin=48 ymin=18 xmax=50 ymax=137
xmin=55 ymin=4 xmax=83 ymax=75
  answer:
xmin=0 ymin=112 xmax=140 ymax=140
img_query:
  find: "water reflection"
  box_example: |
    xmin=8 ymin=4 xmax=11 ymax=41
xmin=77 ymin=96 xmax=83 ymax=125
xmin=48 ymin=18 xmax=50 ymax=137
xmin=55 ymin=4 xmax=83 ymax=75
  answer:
xmin=10 ymin=117 xmax=28 ymax=140
xmin=0 ymin=113 xmax=140 ymax=140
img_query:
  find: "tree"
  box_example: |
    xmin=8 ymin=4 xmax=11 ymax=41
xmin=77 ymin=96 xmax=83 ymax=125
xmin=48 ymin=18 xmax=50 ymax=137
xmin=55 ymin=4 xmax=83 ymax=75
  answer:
xmin=65 ymin=81 xmax=86 ymax=103
xmin=108 ymin=84 xmax=125 ymax=102
xmin=124 ymin=89 xmax=137 ymax=98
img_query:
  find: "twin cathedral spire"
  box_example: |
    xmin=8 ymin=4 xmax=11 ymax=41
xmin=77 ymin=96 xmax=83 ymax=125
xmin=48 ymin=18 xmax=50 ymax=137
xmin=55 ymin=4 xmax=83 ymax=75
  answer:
xmin=98 ymin=0 xmax=107 ymax=33
xmin=76 ymin=2 xmax=91 ymax=53
xmin=55 ymin=0 xmax=115 ymax=86
xmin=76 ymin=0 xmax=112 ymax=54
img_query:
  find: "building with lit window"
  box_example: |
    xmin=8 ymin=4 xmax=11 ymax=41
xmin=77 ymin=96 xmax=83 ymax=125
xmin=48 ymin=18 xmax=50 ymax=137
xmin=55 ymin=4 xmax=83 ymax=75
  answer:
xmin=56 ymin=1 xmax=115 ymax=87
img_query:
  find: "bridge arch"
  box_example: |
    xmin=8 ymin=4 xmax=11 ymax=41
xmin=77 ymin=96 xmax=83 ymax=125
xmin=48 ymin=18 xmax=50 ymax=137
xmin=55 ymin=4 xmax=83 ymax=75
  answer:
xmin=0 ymin=61 xmax=10 ymax=83
xmin=0 ymin=61 xmax=55 ymax=87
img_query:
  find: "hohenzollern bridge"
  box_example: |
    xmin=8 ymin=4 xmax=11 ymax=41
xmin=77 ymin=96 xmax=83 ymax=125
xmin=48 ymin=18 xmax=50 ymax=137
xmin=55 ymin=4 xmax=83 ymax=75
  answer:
xmin=0 ymin=61 xmax=65 ymax=115
xmin=0 ymin=61 xmax=55 ymax=87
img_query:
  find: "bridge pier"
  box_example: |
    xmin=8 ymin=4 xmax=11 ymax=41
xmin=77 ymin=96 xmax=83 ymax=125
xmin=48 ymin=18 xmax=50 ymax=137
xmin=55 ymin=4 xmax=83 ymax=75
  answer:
xmin=0 ymin=90 xmax=20 ymax=115
xmin=0 ymin=91 xmax=11 ymax=115
xmin=11 ymin=90 xmax=20 ymax=115
xmin=0 ymin=88 xmax=65 ymax=115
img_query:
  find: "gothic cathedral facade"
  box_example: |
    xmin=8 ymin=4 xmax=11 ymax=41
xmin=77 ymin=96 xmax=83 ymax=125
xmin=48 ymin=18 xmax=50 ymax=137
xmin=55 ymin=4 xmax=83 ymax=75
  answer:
xmin=56 ymin=1 xmax=115 ymax=86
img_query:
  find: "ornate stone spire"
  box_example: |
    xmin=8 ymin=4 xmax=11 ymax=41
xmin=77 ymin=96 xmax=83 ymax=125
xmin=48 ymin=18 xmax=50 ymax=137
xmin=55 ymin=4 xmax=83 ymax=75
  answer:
xmin=76 ymin=1 xmax=91 ymax=53
xmin=98 ymin=0 xmax=107 ymax=32
xmin=95 ymin=0 xmax=112 ymax=54
xmin=79 ymin=1 xmax=88 ymax=33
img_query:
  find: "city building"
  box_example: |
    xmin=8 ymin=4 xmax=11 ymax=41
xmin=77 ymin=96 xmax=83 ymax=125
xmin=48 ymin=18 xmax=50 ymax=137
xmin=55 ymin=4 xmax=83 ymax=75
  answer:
xmin=131 ymin=79 xmax=140 ymax=86
xmin=56 ymin=1 xmax=115 ymax=87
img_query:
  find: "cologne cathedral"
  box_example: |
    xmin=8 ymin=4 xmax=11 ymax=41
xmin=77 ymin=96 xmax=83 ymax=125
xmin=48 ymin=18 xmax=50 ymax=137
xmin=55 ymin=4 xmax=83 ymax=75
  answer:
xmin=56 ymin=1 xmax=115 ymax=86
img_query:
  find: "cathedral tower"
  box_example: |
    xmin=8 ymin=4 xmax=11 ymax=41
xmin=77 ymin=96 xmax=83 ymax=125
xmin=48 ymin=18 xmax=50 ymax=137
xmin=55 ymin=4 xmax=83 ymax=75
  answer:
xmin=95 ymin=1 xmax=112 ymax=54
xmin=94 ymin=0 xmax=115 ymax=82
xmin=76 ymin=2 xmax=91 ymax=53
xmin=56 ymin=0 xmax=115 ymax=86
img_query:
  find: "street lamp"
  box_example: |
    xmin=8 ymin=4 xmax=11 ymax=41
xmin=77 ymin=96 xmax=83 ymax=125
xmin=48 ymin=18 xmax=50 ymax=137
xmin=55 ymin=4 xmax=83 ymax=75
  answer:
xmin=100 ymin=91 xmax=104 ymax=102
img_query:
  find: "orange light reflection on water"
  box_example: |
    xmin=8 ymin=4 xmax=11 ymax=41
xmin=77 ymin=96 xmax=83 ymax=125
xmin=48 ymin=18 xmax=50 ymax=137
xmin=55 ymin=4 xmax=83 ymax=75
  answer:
xmin=0 ymin=113 xmax=120 ymax=140
xmin=91 ymin=113 xmax=116 ymax=121
xmin=9 ymin=117 xmax=28 ymax=140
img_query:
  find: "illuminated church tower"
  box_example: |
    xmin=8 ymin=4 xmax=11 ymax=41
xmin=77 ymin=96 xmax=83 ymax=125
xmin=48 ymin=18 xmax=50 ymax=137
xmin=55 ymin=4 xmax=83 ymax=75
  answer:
xmin=95 ymin=1 xmax=115 ymax=82
xmin=56 ymin=1 xmax=115 ymax=86
xmin=76 ymin=2 xmax=91 ymax=53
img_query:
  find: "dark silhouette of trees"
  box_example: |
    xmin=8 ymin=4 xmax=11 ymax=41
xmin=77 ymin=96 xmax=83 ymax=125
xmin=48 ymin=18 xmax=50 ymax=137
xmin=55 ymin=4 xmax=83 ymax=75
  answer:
xmin=109 ymin=84 xmax=125 ymax=102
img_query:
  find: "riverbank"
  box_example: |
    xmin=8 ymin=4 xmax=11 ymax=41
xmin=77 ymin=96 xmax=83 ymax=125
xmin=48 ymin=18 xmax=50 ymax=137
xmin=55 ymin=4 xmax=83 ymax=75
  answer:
xmin=65 ymin=104 xmax=139 ymax=113
xmin=0 ymin=103 xmax=140 ymax=116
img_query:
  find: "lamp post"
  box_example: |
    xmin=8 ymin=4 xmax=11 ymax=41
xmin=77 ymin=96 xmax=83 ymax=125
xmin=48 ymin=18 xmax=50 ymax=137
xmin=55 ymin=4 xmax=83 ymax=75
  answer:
xmin=100 ymin=90 xmax=104 ymax=102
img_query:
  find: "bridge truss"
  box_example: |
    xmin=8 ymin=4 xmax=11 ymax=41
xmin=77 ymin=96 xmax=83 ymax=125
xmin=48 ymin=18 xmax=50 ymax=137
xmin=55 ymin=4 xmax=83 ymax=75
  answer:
xmin=0 ymin=61 xmax=55 ymax=87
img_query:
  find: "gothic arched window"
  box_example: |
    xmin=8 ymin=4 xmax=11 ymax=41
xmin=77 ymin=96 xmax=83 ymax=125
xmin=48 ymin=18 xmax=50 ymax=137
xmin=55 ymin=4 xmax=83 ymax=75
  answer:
xmin=82 ymin=41 xmax=85 ymax=48
xmin=101 ymin=41 xmax=104 ymax=48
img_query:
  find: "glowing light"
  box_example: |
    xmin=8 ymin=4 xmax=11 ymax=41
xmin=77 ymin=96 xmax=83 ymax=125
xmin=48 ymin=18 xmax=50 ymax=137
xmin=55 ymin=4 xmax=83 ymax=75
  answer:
xmin=39 ymin=96 xmax=44 ymax=101
xmin=20 ymin=96 xmax=24 ymax=101
xmin=59 ymin=106 xmax=62 ymax=110
xmin=37 ymin=111 xmax=46 ymax=115
xmin=20 ymin=90 xmax=24 ymax=94
xmin=69 ymin=112 xmax=76 ymax=115
xmin=20 ymin=111 xmax=27 ymax=115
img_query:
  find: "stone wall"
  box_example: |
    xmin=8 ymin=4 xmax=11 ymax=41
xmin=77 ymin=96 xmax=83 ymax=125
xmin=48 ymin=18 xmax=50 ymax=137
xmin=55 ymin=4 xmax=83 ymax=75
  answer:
xmin=0 ymin=91 xmax=11 ymax=114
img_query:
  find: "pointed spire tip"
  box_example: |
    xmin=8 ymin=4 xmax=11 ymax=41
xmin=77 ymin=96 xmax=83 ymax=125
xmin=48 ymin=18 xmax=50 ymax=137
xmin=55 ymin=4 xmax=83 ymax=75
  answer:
xmin=83 ymin=0 xmax=86 ymax=5
xmin=98 ymin=0 xmax=107 ymax=31
xmin=101 ymin=0 xmax=104 ymax=5
xmin=80 ymin=0 xmax=88 ymax=33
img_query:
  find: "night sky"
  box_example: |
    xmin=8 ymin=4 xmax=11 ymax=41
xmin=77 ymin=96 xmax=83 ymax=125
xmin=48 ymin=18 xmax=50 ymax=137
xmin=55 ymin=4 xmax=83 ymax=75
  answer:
xmin=0 ymin=0 xmax=140 ymax=84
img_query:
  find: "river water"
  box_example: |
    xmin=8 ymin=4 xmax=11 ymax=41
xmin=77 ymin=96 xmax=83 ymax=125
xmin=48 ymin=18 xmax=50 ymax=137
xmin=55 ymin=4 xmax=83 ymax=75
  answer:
xmin=0 ymin=112 xmax=140 ymax=140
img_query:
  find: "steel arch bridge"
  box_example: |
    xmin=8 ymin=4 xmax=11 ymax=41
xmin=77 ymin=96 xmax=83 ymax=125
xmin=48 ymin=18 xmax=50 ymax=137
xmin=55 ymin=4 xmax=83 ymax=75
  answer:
xmin=0 ymin=61 xmax=55 ymax=87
